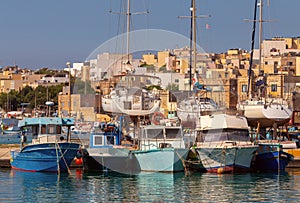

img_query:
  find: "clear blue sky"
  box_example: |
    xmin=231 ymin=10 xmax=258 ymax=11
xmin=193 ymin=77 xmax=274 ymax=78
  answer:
xmin=0 ymin=0 xmax=299 ymax=69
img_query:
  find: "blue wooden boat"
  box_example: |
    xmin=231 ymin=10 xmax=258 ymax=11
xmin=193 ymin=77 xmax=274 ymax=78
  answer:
xmin=10 ymin=117 xmax=81 ymax=173
xmin=251 ymin=142 xmax=294 ymax=172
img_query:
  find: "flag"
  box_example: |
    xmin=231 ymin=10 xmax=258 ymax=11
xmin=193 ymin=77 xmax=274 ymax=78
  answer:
xmin=205 ymin=23 xmax=211 ymax=29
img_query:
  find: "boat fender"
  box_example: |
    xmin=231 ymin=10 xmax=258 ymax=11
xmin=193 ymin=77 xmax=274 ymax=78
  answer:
xmin=75 ymin=158 xmax=83 ymax=165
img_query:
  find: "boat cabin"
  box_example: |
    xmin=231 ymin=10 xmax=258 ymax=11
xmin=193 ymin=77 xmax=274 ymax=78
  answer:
xmin=18 ymin=117 xmax=74 ymax=144
xmin=138 ymin=125 xmax=184 ymax=150
xmin=89 ymin=131 xmax=121 ymax=148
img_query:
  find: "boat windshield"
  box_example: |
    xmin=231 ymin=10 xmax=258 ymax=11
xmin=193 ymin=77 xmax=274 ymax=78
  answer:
xmin=196 ymin=129 xmax=250 ymax=142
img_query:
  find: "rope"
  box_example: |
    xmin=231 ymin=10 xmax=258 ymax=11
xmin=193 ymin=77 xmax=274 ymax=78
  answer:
xmin=55 ymin=141 xmax=60 ymax=175
xmin=175 ymin=149 xmax=189 ymax=176
xmin=56 ymin=142 xmax=72 ymax=175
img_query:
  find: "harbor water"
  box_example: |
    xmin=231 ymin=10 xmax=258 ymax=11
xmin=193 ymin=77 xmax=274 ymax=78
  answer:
xmin=1 ymin=169 xmax=300 ymax=202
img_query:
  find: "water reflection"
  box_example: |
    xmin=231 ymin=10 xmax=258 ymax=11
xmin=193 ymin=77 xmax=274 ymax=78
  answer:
xmin=1 ymin=169 xmax=300 ymax=202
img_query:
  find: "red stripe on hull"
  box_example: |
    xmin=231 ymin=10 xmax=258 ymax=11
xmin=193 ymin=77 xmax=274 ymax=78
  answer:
xmin=11 ymin=166 xmax=38 ymax=172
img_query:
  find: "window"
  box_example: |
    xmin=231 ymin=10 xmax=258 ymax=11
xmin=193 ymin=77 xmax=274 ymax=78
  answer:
xmin=174 ymin=79 xmax=179 ymax=83
xmin=166 ymin=129 xmax=181 ymax=139
xmin=271 ymin=84 xmax=277 ymax=92
xmin=242 ymin=85 xmax=247 ymax=92
xmin=94 ymin=135 xmax=103 ymax=146
xmin=106 ymin=136 xmax=115 ymax=145
xmin=146 ymin=128 xmax=164 ymax=139
xmin=287 ymin=62 xmax=293 ymax=66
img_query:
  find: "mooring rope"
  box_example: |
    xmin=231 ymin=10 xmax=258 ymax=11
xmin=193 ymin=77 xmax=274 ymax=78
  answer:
xmin=56 ymin=143 xmax=72 ymax=175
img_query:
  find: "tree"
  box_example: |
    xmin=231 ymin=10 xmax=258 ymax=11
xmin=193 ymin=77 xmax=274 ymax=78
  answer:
xmin=166 ymin=83 xmax=179 ymax=91
xmin=0 ymin=84 xmax=64 ymax=111
xmin=73 ymin=80 xmax=95 ymax=94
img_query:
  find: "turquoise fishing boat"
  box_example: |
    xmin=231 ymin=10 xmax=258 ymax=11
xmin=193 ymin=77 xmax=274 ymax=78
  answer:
xmin=131 ymin=118 xmax=189 ymax=173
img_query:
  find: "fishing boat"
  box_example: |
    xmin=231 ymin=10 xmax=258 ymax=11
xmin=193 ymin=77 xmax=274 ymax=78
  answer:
xmin=10 ymin=117 xmax=81 ymax=173
xmin=102 ymin=86 xmax=160 ymax=116
xmin=82 ymin=116 xmax=140 ymax=174
xmin=131 ymin=117 xmax=189 ymax=172
xmin=195 ymin=113 xmax=258 ymax=173
xmin=251 ymin=141 xmax=293 ymax=172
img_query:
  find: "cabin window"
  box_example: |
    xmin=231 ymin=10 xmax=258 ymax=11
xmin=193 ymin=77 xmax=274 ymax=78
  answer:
xmin=198 ymin=129 xmax=250 ymax=142
xmin=242 ymin=85 xmax=247 ymax=92
xmin=165 ymin=129 xmax=181 ymax=139
xmin=94 ymin=135 xmax=103 ymax=145
xmin=106 ymin=136 xmax=115 ymax=145
xmin=45 ymin=125 xmax=61 ymax=134
xmin=145 ymin=128 xmax=164 ymax=139
xmin=41 ymin=125 xmax=46 ymax=134
xmin=32 ymin=126 xmax=39 ymax=136
xmin=271 ymin=84 xmax=277 ymax=92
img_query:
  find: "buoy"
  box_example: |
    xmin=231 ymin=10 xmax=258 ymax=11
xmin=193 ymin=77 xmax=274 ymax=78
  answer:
xmin=75 ymin=158 xmax=83 ymax=165
xmin=217 ymin=167 xmax=224 ymax=174
xmin=152 ymin=112 xmax=165 ymax=125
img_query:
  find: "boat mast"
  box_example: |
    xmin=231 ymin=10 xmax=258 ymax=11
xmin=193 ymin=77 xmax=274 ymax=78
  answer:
xmin=246 ymin=0 xmax=273 ymax=99
xmin=189 ymin=0 xmax=193 ymax=92
xmin=110 ymin=0 xmax=148 ymax=71
xmin=258 ymin=0 xmax=263 ymax=73
xmin=126 ymin=0 xmax=131 ymax=64
xmin=247 ymin=0 xmax=258 ymax=99
xmin=180 ymin=0 xmax=209 ymax=92
xmin=192 ymin=0 xmax=197 ymax=80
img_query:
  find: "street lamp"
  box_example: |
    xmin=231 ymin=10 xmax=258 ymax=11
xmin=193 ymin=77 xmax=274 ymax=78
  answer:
xmin=6 ymin=88 xmax=9 ymax=112
xmin=66 ymin=62 xmax=72 ymax=117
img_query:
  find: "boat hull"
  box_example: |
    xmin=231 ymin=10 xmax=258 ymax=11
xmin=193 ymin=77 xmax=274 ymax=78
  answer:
xmin=132 ymin=148 xmax=189 ymax=172
xmin=102 ymin=95 xmax=160 ymax=116
xmin=10 ymin=143 xmax=80 ymax=173
xmin=82 ymin=147 xmax=140 ymax=174
xmin=251 ymin=150 xmax=293 ymax=172
xmin=240 ymin=103 xmax=292 ymax=128
xmin=197 ymin=145 xmax=258 ymax=173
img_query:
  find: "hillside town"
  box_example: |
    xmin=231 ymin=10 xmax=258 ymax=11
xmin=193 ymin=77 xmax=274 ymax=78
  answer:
xmin=1 ymin=36 xmax=300 ymax=123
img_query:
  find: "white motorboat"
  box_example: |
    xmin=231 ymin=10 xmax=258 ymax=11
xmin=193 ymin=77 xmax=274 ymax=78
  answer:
xmin=195 ymin=113 xmax=258 ymax=173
